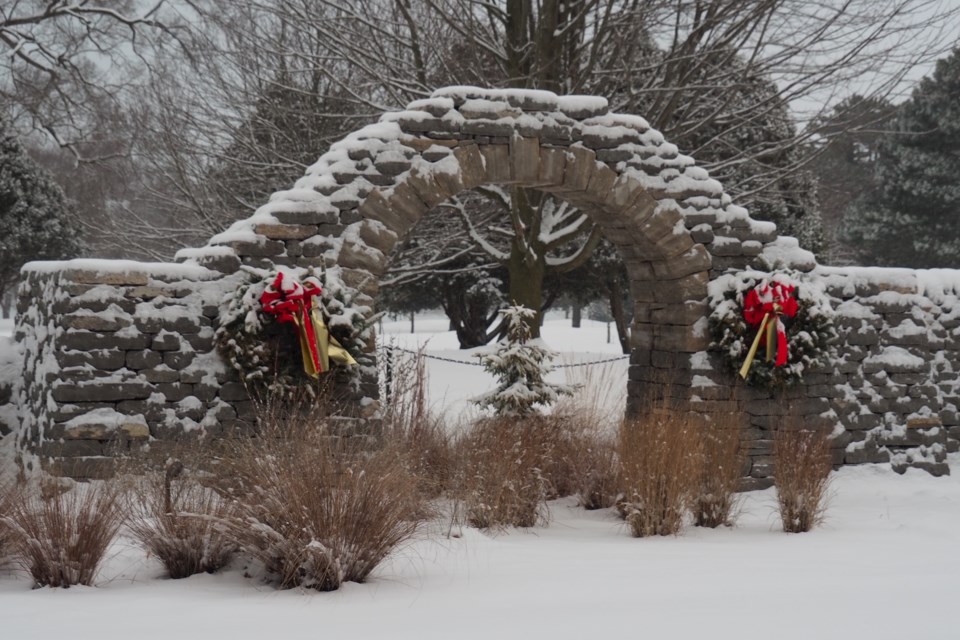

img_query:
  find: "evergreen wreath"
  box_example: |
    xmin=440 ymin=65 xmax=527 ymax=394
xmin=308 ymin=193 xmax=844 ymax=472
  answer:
xmin=215 ymin=266 xmax=372 ymax=399
xmin=707 ymin=267 xmax=837 ymax=388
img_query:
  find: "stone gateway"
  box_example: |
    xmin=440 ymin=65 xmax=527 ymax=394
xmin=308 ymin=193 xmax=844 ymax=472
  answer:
xmin=3 ymin=86 xmax=957 ymax=482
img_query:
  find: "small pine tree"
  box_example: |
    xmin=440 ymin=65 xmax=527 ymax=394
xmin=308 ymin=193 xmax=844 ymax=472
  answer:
xmin=473 ymin=305 xmax=575 ymax=416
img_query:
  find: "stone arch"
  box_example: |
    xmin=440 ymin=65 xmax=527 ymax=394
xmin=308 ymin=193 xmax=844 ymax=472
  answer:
xmin=182 ymin=86 xmax=799 ymax=414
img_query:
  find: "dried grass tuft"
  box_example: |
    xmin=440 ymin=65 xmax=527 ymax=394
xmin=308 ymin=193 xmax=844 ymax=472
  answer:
xmin=774 ymin=426 xmax=832 ymax=533
xmin=217 ymin=400 xmax=425 ymax=591
xmin=126 ymin=460 xmax=237 ymax=579
xmin=454 ymin=417 xmax=552 ymax=530
xmin=380 ymin=347 xmax=455 ymax=498
xmin=0 ymin=478 xmax=19 ymax=564
xmin=693 ymin=411 xmax=744 ymax=528
xmin=617 ymin=399 xmax=702 ymax=537
xmin=3 ymin=480 xmax=125 ymax=587
xmin=569 ymin=433 xmax=619 ymax=510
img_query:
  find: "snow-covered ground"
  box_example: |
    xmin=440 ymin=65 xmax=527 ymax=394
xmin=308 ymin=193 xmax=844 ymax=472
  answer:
xmin=1 ymin=312 xmax=959 ymax=639
xmin=1 ymin=464 xmax=958 ymax=640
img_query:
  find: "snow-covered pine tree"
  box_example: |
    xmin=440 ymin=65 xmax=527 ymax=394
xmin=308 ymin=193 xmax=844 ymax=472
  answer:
xmin=840 ymin=48 xmax=960 ymax=267
xmin=0 ymin=115 xmax=79 ymax=303
xmin=473 ymin=305 xmax=575 ymax=416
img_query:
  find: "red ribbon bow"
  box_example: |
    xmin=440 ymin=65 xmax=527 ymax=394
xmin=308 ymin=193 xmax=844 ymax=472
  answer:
xmin=741 ymin=281 xmax=798 ymax=372
xmin=260 ymin=272 xmax=326 ymax=376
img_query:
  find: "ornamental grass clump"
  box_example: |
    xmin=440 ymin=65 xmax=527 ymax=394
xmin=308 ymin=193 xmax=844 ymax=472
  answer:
xmin=617 ymin=402 xmax=702 ymax=537
xmin=455 ymin=417 xmax=553 ymax=529
xmin=693 ymin=411 xmax=745 ymax=528
xmin=553 ymin=360 xmax=623 ymax=509
xmin=217 ymin=403 xmax=425 ymax=591
xmin=126 ymin=461 xmax=237 ymax=579
xmin=571 ymin=434 xmax=619 ymax=510
xmin=3 ymin=480 xmax=125 ymax=587
xmin=774 ymin=426 xmax=833 ymax=533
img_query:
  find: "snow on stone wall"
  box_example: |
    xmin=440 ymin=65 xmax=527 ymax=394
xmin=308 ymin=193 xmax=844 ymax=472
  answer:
xmin=9 ymin=260 xmax=248 ymax=479
xmin=815 ymin=266 xmax=960 ymax=476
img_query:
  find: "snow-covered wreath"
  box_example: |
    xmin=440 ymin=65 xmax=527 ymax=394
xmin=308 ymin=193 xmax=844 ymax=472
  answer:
xmin=707 ymin=268 xmax=837 ymax=388
xmin=214 ymin=266 xmax=372 ymax=399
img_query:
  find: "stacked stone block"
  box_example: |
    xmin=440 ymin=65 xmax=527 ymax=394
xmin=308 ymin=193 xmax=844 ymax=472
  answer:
xmin=818 ymin=269 xmax=958 ymax=476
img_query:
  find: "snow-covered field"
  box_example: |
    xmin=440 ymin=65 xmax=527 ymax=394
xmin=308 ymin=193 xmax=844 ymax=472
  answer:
xmin=1 ymin=312 xmax=959 ymax=639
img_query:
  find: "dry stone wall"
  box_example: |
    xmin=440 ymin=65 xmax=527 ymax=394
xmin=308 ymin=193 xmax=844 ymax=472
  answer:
xmin=819 ymin=268 xmax=958 ymax=475
xmin=688 ymin=266 xmax=960 ymax=488
xmin=10 ymin=261 xmax=251 ymax=479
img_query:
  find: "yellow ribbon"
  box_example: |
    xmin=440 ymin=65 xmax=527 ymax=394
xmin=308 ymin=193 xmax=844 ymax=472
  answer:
xmin=738 ymin=310 xmax=779 ymax=380
xmin=310 ymin=304 xmax=357 ymax=373
xmin=291 ymin=301 xmax=357 ymax=378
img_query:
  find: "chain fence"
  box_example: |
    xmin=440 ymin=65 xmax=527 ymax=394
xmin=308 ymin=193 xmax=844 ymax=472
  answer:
xmin=376 ymin=345 xmax=629 ymax=404
xmin=377 ymin=345 xmax=629 ymax=368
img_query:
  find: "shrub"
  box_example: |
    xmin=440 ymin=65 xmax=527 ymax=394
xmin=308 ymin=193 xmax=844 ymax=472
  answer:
xmin=571 ymin=436 xmax=619 ymax=510
xmin=693 ymin=412 xmax=744 ymax=528
xmin=617 ymin=404 xmax=702 ymax=537
xmin=126 ymin=461 xmax=237 ymax=579
xmin=774 ymin=426 xmax=833 ymax=533
xmin=455 ymin=417 xmax=552 ymax=529
xmin=217 ymin=404 xmax=425 ymax=591
xmin=3 ymin=480 xmax=125 ymax=587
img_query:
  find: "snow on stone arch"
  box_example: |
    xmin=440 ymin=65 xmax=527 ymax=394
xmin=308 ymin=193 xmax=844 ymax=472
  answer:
xmin=177 ymin=85 xmax=798 ymax=414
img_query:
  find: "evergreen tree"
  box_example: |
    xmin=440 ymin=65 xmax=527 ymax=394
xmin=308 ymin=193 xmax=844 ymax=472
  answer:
xmin=0 ymin=117 xmax=79 ymax=301
xmin=808 ymin=95 xmax=896 ymax=264
xmin=473 ymin=305 xmax=575 ymax=417
xmin=840 ymin=49 xmax=960 ymax=267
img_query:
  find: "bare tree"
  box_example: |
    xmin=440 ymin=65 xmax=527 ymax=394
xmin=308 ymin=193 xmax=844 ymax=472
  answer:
xmin=72 ymin=0 xmax=957 ymax=330
xmin=268 ymin=0 xmax=955 ymax=334
xmin=0 ymin=0 xmax=190 ymax=155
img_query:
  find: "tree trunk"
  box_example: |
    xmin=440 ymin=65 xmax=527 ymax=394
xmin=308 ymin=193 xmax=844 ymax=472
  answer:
xmin=571 ymin=301 xmax=582 ymax=328
xmin=506 ymin=187 xmax=548 ymax=337
xmin=443 ymin=298 xmax=500 ymax=349
xmin=409 ymin=310 xmax=415 ymax=334
xmin=508 ymin=236 xmax=546 ymax=338
xmin=608 ymin=278 xmax=631 ymax=355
